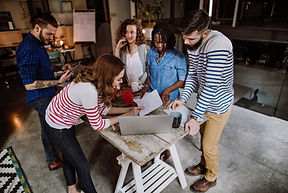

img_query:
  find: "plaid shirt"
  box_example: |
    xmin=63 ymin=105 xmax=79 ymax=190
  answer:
xmin=17 ymin=33 xmax=56 ymax=104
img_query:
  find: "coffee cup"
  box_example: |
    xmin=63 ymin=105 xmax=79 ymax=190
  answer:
xmin=170 ymin=112 xmax=182 ymax=128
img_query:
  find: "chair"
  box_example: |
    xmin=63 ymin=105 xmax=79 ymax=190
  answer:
xmin=0 ymin=48 xmax=19 ymax=88
xmin=48 ymin=51 xmax=63 ymax=67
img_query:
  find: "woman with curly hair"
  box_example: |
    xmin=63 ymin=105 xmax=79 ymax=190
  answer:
xmin=44 ymin=54 xmax=143 ymax=193
xmin=114 ymin=18 xmax=150 ymax=92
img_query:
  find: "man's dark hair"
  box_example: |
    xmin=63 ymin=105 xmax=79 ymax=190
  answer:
xmin=151 ymin=22 xmax=176 ymax=50
xmin=31 ymin=13 xmax=58 ymax=29
xmin=179 ymin=9 xmax=210 ymax=35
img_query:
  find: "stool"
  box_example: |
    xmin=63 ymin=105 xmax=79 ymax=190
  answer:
xmin=114 ymin=144 xmax=187 ymax=193
xmin=48 ymin=51 xmax=63 ymax=67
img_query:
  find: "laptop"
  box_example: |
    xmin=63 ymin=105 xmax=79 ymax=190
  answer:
xmin=119 ymin=115 xmax=175 ymax=135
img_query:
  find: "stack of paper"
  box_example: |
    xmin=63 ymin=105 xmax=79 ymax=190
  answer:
xmin=133 ymin=90 xmax=163 ymax=116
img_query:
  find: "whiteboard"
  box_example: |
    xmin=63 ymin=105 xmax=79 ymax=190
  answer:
xmin=73 ymin=10 xmax=96 ymax=43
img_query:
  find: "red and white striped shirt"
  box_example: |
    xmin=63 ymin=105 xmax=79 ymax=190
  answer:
xmin=45 ymin=82 xmax=110 ymax=130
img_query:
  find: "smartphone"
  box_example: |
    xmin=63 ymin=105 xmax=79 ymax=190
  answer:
xmin=71 ymin=61 xmax=82 ymax=71
xmin=121 ymin=38 xmax=128 ymax=45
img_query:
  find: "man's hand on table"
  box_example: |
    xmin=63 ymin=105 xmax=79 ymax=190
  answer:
xmin=167 ymin=98 xmax=185 ymax=110
xmin=184 ymin=116 xmax=200 ymax=136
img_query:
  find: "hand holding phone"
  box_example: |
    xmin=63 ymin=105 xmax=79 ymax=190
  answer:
xmin=122 ymin=39 xmax=128 ymax=45
xmin=118 ymin=38 xmax=127 ymax=47
xmin=71 ymin=61 xmax=82 ymax=72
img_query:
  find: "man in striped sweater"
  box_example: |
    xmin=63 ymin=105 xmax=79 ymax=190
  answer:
xmin=168 ymin=9 xmax=234 ymax=192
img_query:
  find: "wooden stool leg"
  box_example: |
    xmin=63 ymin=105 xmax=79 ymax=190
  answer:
xmin=169 ymin=144 xmax=187 ymax=189
xmin=132 ymin=161 xmax=144 ymax=193
xmin=115 ymin=154 xmax=131 ymax=193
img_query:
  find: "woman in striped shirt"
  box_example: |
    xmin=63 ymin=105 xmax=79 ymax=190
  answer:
xmin=45 ymin=55 xmax=143 ymax=193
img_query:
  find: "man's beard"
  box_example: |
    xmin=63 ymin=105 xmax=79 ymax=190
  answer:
xmin=39 ymin=30 xmax=50 ymax=45
xmin=185 ymin=36 xmax=203 ymax=51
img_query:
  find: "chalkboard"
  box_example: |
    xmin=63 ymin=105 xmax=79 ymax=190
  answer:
xmin=73 ymin=10 xmax=96 ymax=43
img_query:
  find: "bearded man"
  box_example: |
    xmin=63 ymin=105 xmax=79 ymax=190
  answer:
xmin=168 ymin=9 xmax=234 ymax=192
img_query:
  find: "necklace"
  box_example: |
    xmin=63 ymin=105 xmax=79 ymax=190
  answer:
xmin=129 ymin=45 xmax=137 ymax=55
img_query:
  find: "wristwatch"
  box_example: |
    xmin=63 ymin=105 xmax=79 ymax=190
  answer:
xmin=190 ymin=115 xmax=202 ymax=123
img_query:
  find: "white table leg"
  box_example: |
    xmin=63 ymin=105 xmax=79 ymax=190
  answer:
xmin=115 ymin=154 xmax=131 ymax=193
xmin=132 ymin=161 xmax=144 ymax=193
xmin=169 ymin=144 xmax=187 ymax=189
xmin=154 ymin=154 xmax=160 ymax=163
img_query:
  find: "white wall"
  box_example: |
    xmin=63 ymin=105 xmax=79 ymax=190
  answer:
xmin=108 ymin=0 xmax=131 ymax=52
xmin=0 ymin=1 xmax=30 ymax=30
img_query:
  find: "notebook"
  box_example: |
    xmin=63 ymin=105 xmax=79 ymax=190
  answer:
xmin=119 ymin=115 xmax=175 ymax=135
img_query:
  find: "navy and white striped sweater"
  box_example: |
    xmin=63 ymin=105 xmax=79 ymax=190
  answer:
xmin=181 ymin=30 xmax=234 ymax=119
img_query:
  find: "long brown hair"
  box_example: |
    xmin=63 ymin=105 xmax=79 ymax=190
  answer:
xmin=73 ymin=54 xmax=124 ymax=107
xmin=115 ymin=18 xmax=145 ymax=48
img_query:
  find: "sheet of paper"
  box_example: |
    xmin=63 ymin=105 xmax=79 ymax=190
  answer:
xmin=133 ymin=90 xmax=163 ymax=116
xmin=164 ymin=105 xmax=192 ymax=126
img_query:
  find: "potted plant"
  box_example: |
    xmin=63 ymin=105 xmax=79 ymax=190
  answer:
xmin=131 ymin=0 xmax=164 ymax=40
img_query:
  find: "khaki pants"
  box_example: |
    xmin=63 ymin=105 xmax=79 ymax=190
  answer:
xmin=199 ymin=106 xmax=232 ymax=181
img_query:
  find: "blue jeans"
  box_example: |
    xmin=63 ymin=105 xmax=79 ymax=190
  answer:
xmin=44 ymin=125 xmax=97 ymax=193
xmin=27 ymin=96 xmax=59 ymax=163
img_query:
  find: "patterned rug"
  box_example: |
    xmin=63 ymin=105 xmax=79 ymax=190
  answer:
xmin=0 ymin=146 xmax=31 ymax=193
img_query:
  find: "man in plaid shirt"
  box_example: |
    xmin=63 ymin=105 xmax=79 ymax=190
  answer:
xmin=17 ymin=13 xmax=72 ymax=171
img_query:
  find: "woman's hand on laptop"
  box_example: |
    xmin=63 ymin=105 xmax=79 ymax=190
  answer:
xmin=124 ymin=106 xmax=144 ymax=116
xmin=167 ymin=99 xmax=184 ymax=110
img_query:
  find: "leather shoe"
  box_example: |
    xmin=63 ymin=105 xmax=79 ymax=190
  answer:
xmin=185 ymin=163 xmax=207 ymax=176
xmin=48 ymin=160 xmax=63 ymax=171
xmin=191 ymin=177 xmax=217 ymax=192
xmin=160 ymin=150 xmax=171 ymax=162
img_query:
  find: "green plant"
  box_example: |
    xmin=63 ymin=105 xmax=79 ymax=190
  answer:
xmin=132 ymin=0 xmax=164 ymax=25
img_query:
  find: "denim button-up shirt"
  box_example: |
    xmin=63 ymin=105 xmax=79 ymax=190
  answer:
xmin=148 ymin=47 xmax=187 ymax=101
xmin=17 ymin=33 xmax=56 ymax=104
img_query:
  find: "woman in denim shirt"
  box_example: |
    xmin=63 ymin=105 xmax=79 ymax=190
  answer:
xmin=138 ymin=22 xmax=187 ymax=104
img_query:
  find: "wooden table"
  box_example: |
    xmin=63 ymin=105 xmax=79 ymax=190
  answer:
xmin=99 ymin=106 xmax=208 ymax=193
xmin=58 ymin=48 xmax=75 ymax=63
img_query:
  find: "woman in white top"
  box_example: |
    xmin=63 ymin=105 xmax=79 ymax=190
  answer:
xmin=45 ymin=54 xmax=143 ymax=193
xmin=114 ymin=18 xmax=149 ymax=92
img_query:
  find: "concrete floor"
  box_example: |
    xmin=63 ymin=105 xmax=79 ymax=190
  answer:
xmin=1 ymin=79 xmax=288 ymax=193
